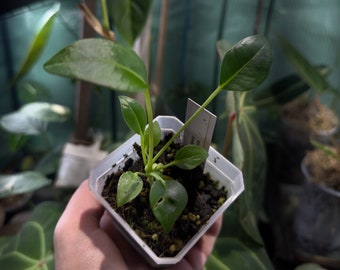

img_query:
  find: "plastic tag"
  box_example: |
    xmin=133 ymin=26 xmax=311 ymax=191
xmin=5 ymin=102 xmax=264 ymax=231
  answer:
xmin=183 ymin=98 xmax=216 ymax=150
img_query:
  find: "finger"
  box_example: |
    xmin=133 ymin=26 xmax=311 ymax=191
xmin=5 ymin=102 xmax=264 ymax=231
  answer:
xmin=54 ymin=180 xmax=128 ymax=270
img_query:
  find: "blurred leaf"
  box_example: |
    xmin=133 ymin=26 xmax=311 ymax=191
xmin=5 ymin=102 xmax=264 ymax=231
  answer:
xmin=219 ymin=35 xmax=273 ymax=91
xmin=34 ymin=147 xmax=62 ymax=175
xmin=0 ymin=202 xmax=64 ymax=270
xmin=279 ymin=37 xmax=337 ymax=95
xmin=18 ymin=81 xmax=52 ymax=104
xmin=216 ymin=40 xmax=232 ymax=59
xmin=0 ymin=102 xmax=70 ymax=135
xmin=0 ymin=171 xmax=51 ymax=199
xmin=295 ymin=263 xmax=327 ymax=270
xmin=10 ymin=3 xmax=60 ymax=86
xmin=107 ymin=0 xmax=152 ymax=45
xmin=44 ymin=38 xmax=149 ymax=92
xmin=20 ymin=102 xmax=70 ymax=123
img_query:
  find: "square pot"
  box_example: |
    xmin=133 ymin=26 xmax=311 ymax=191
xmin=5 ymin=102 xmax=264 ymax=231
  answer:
xmin=89 ymin=116 xmax=244 ymax=267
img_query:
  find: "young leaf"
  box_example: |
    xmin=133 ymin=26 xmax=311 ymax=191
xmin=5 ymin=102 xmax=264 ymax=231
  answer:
xmin=44 ymin=38 xmax=149 ymax=93
xmin=150 ymin=179 xmax=188 ymax=233
xmin=118 ymin=95 xmax=146 ymax=135
xmin=174 ymin=145 xmax=208 ymax=170
xmin=219 ymin=35 xmax=272 ymax=91
xmin=143 ymin=121 xmax=161 ymax=148
xmin=117 ymin=172 xmax=143 ymax=207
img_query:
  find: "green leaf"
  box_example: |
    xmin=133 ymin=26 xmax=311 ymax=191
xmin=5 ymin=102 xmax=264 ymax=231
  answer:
xmin=10 ymin=3 xmax=60 ymax=86
xmin=0 ymin=102 xmax=70 ymax=135
xmin=219 ymin=35 xmax=272 ymax=91
xmin=295 ymin=263 xmax=327 ymax=270
xmin=0 ymin=171 xmax=52 ymax=199
xmin=150 ymin=179 xmax=188 ymax=233
xmin=44 ymin=38 xmax=149 ymax=93
xmin=0 ymin=202 xmax=64 ymax=270
xmin=118 ymin=95 xmax=146 ymax=135
xmin=143 ymin=121 xmax=161 ymax=149
xmin=18 ymin=81 xmax=52 ymax=104
xmin=174 ymin=145 xmax=208 ymax=170
xmin=117 ymin=172 xmax=143 ymax=207
xmin=108 ymin=0 xmax=153 ymax=45
xmin=279 ymin=37 xmax=337 ymax=95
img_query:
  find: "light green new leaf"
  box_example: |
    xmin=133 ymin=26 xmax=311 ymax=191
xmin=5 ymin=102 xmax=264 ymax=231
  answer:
xmin=117 ymin=172 xmax=143 ymax=207
xmin=150 ymin=179 xmax=188 ymax=233
xmin=0 ymin=171 xmax=51 ymax=199
xmin=174 ymin=145 xmax=208 ymax=170
xmin=10 ymin=3 xmax=60 ymax=86
xmin=108 ymin=0 xmax=153 ymax=45
xmin=219 ymin=35 xmax=272 ymax=91
xmin=119 ymin=95 xmax=146 ymax=135
xmin=44 ymin=38 xmax=149 ymax=93
xmin=143 ymin=121 xmax=161 ymax=148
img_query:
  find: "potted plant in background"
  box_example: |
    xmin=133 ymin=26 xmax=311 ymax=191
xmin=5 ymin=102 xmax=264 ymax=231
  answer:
xmin=43 ymin=33 xmax=273 ymax=266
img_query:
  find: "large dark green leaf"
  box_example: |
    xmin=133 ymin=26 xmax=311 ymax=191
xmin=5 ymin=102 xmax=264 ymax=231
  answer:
xmin=107 ymin=0 xmax=153 ymax=45
xmin=279 ymin=37 xmax=337 ymax=95
xmin=10 ymin=3 xmax=60 ymax=86
xmin=44 ymin=38 xmax=149 ymax=92
xmin=0 ymin=171 xmax=51 ymax=199
xmin=0 ymin=202 xmax=64 ymax=270
xmin=219 ymin=35 xmax=272 ymax=91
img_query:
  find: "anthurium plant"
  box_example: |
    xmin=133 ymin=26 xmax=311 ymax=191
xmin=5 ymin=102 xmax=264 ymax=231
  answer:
xmin=44 ymin=35 xmax=272 ymax=233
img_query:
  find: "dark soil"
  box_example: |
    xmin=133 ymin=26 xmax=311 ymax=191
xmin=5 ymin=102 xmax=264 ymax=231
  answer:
xmin=102 ymin=133 xmax=227 ymax=257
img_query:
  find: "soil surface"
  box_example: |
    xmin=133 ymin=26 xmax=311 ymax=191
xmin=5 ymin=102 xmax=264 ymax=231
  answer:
xmin=102 ymin=133 xmax=227 ymax=257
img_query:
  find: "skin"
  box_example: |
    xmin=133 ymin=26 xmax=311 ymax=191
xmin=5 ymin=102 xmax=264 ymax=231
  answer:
xmin=54 ymin=180 xmax=222 ymax=270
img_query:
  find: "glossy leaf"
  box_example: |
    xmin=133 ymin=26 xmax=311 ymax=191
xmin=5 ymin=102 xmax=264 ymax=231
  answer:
xmin=219 ymin=35 xmax=272 ymax=91
xmin=107 ymin=0 xmax=152 ymax=45
xmin=143 ymin=121 xmax=161 ymax=149
xmin=0 ymin=171 xmax=51 ymax=199
xmin=10 ymin=3 xmax=60 ymax=86
xmin=279 ymin=37 xmax=337 ymax=95
xmin=0 ymin=202 xmax=64 ymax=270
xmin=44 ymin=38 xmax=149 ymax=93
xmin=174 ymin=145 xmax=208 ymax=170
xmin=150 ymin=179 xmax=188 ymax=233
xmin=119 ymin=95 xmax=146 ymax=135
xmin=117 ymin=172 xmax=143 ymax=207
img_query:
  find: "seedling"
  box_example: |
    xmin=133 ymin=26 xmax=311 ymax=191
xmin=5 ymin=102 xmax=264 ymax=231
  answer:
xmin=44 ymin=35 xmax=272 ymax=233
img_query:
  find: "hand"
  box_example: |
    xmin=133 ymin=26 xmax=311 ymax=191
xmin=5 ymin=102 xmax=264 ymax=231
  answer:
xmin=54 ymin=179 xmax=222 ymax=270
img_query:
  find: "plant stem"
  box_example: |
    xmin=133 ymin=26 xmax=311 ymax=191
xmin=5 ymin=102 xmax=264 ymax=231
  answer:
xmin=152 ymin=84 xmax=224 ymax=163
xmin=222 ymin=111 xmax=236 ymax=157
xmin=144 ymin=89 xmax=155 ymax=173
xmin=100 ymin=0 xmax=110 ymax=30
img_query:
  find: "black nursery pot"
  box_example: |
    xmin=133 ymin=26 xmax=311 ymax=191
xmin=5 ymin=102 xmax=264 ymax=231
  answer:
xmin=89 ymin=116 xmax=244 ymax=267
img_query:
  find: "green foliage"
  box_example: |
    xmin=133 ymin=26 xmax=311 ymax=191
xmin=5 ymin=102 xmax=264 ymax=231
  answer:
xmin=149 ymin=179 xmax=188 ymax=233
xmin=0 ymin=171 xmax=51 ymax=199
xmin=117 ymin=172 xmax=143 ymax=207
xmin=44 ymin=35 xmax=272 ymax=233
xmin=10 ymin=3 xmax=60 ymax=86
xmin=44 ymin=38 xmax=149 ymax=92
xmin=0 ymin=202 xmax=64 ymax=270
xmin=0 ymin=102 xmax=70 ymax=135
xmin=279 ymin=37 xmax=337 ymax=95
xmin=107 ymin=0 xmax=153 ymax=45
xmin=219 ymin=35 xmax=272 ymax=91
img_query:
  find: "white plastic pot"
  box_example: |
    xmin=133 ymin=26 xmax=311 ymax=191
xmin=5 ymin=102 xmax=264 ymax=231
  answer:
xmin=89 ymin=116 xmax=244 ymax=267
